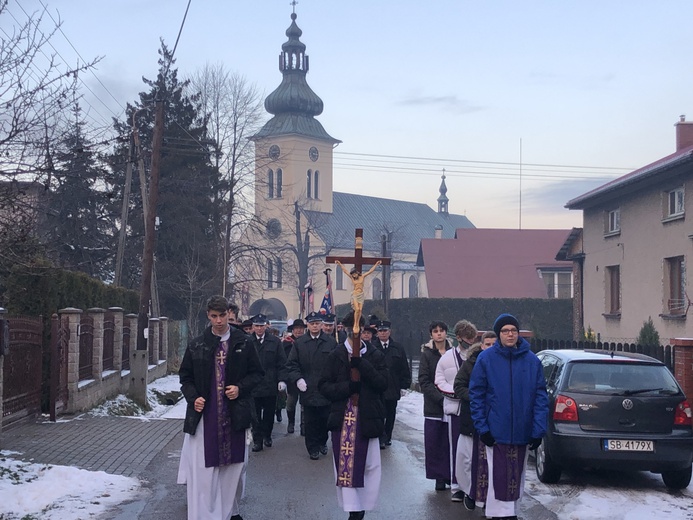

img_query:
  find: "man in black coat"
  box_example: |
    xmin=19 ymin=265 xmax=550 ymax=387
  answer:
xmin=281 ymin=318 xmax=306 ymax=434
xmin=178 ymin=295 xmax=264 ymax=520
xmin=249 ymin=313 xmax=288 ymax=451
xmin=286 ymin=311 xmax=337 ymax=459
xmin=372 ymin=320 xmax=411 ymax=449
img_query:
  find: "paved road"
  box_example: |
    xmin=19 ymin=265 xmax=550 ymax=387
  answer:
xmin=1 ymin=410 xmax=556 ymax=520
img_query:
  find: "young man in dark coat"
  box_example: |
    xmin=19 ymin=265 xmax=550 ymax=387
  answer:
xmin=318 ymin=311 xmax=388 ymax=520
xmin=286 ymin=311 xmax=337 ymax=459
xmin=281 ymin=318 xmax=306 ymax=434
xmin=249 ymin=313 xmax=288 ymax=451
xmin=177 ymin=295 xmax=264 ymax=520
xmin=371 ymin=320 xmax=411 ymax=449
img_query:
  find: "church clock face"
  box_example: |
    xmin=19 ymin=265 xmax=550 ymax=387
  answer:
xmin=265 ymin=218 xmax=282 ymax=239
xmin=309 ymin=146 xmax=319 ymax=162
xmin=269 ymin=144 xmax=280 ymax=160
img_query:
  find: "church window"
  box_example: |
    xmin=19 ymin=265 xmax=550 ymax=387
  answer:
xmin=307 ymin=170 xmax=312 ymax=198
xmin=276 ymin=169 xmax=283 ymax=198
xmin=336 ymin=267 xmax=344 ymax=290
xmin=409 ymin=275 xmax=418 ymax=298
xmin=268 ymin=169 xmax=274 ymax=198
xmin=314 ymin=171 xmax=320 ymax=199
xmin=372 ymin=278 xmax=382 ymax=300
xmin=268 ymin=260 xmax=274 ymax=289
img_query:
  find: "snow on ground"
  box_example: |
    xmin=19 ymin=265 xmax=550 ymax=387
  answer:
xmin=87 ymin=374 xmax=183 ymax=419
xmin=0 ymin=453 xmax=142 ymax=520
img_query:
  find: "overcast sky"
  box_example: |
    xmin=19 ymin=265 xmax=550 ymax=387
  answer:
xmin=7 ymin=0 xmax=693 ymax=229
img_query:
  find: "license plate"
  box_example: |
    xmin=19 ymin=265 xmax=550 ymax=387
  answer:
xmin=603 ymin=439 xmax=654 ymax=452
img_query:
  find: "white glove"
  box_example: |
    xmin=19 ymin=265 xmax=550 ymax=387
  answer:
xmin=297 ymin=378 xmax=307 ymax=392
xmin=278 ymin=381 xmax=287 ymax=392
xmin=400 ymin=389 xmax=407 ymax=398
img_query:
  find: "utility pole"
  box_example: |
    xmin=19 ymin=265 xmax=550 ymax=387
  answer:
xmin=114 ymin=133 xmax=134 ymax=287
xmin=129 ymin=99 xmax=164 ymax=409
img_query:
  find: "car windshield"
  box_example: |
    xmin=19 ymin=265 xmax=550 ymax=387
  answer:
xmin=565 ymin=362 xmax=681 ymax=395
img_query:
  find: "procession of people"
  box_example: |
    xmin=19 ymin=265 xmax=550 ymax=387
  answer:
xmin=178 ymin=292 xmax=547 ymax=520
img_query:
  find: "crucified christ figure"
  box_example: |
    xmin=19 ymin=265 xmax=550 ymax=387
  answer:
xmin=335 ymin=260 xmax=382 ymax=333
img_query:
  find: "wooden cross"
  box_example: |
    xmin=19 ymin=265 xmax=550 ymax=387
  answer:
xmin=326 ymin=228 xmax=391 ymax=402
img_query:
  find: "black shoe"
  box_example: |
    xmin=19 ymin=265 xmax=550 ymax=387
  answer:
xmin=451 ymin=490 xmax=465 ymax=502
xmin=463 ymin=493 xmax=476 ymax=510
xmin=348 ymin=511 xmax=365 ymax=520
xmin=263 ymin=438 xmax=272 ymax=448
xmin=435 ymin=478 xmax=446 ymax=491
xmin=276 ymin=411 xmax=282 ymax=422
xmin=385 ymin=439 xmax=392 ymax=446
xmin=309 ymin=451 xmax=320 ymax=460
xmin=319 ymin=445 xmax=328 ymax=455
xmin=379 ymin=441 xmax=386 ymax=449
xmin=252 ymin=442 xmax=263 ymax=452
xmin=287 ymin=423 xmax=295 ymax=434
xmin=230 ymin=515 xmax=243 ymax=520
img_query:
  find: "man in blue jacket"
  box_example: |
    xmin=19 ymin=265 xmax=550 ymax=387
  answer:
xmin=469 ymin=314 xmax=548 ymax=520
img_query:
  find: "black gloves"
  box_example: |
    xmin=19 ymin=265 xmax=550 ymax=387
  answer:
xmin=349 ymin=381 xmax=362 ymax=394
xmin=350 ymin=357 xmax=361 ymax=368
xmin=480 ymin=431 xmax=496 ymax=447
xmin=528 ymin=437 xmax=542 ymax=450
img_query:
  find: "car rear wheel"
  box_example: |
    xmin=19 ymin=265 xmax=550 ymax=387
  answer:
xmin=661 ymin=465 xmax=692 ymax=489
xmin=535 ymin=441 xmax=562 ymax=484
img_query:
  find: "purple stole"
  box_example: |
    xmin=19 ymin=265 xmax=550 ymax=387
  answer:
xmin=492 ymin=444 xmax=526 ymax=501
xmin=203 ymin=338 xmax=245 ymax=467
xmin=469 ymin=433 xmax=489 ymax=502
xmin=332 ymin=399 xmax=369 ymax=488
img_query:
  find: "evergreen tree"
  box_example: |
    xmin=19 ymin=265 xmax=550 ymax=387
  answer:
xmin=46 ymin=103 xmax=115 ymax=280
xmin=636 ymin=316 xmax=660 ymax=346
xmin=108 ymin=42 xmax=223 ymax=321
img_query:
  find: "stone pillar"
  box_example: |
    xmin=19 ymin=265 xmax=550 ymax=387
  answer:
xmin=127 ymin=315 xmax=150 ymax=409
xmin=0 ymin=308 xmax=6 ymax=431
xmin=60 ymin=307 xmax=83 ymax=413
xmin=109 ymin=308 xmax=124 ymax=371
xmin=87 ymin=308 xmax=105 ymax=382
xmin=149 ymin=318 xmax=160 ymax=365
xmin=672 ymin=338 xmax=693 ymax=399
xmin=125 ymin=313 xmax=138 ymax=369
xmin=159 ymin=317 xmax=169 ymax=361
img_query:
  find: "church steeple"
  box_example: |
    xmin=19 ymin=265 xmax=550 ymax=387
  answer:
xmin=252 ymin=10 xmax=339 ymax=143
xmin=437 ymin=169 xmax=449 ymax=215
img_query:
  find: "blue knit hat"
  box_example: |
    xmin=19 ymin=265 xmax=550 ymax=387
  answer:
xmin=493 ymin=313 xmax=520 ymax=337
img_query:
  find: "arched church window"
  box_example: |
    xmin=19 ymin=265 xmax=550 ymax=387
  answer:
xmin=268 ymin=260 xmax=274 ymax=289
xmin=314 ymin=171 xmax=320 ymax=199
xmin=276 ymin=169 xmax=283 ymax=198
xmin=268 ymin=169 xmax=274 ymax=199
xmin=276 ymin=258 xmax=283 ymax=288
xmin=372 ymin=278 xmax=382 ymax=300
xmin=307 ymin=170 xmax=312 ymax=198
xmin=409 ymin=275 xmax=418 ymax=298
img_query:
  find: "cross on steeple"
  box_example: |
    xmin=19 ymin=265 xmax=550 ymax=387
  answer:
xmin=290 ymin=0 xmax=298 ymax=14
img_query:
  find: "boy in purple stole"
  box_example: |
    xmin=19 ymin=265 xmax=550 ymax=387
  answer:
xmin=177 ymin=295 xmax=264 ymax=520
xmin=318 ymin=311 xmax=388 ymax=520
xmin=469 ymin=314 xmax=548 ymax=520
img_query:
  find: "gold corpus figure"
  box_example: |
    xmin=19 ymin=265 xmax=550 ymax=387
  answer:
xmin=335 ymin=260 xmax=382 ymax=334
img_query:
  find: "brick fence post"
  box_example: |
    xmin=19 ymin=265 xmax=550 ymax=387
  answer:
xmin=109 ymin=307 xmax=124 ymax=371
xmin=149 ymin=317 xmax=160 ymax=365
xmin=671 ymin=338 xmax=693 ymax=399
xmin=60 ymin=307 xmax=83 ymax=413
xmin=88 ymin=308 xmax=105 ymax=382
xmin=159 ymin=316 xmax=169 ymax=361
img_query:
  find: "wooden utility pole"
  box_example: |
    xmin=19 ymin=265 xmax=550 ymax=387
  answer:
xmin=114 ymin=134 xmax=134 ymax=287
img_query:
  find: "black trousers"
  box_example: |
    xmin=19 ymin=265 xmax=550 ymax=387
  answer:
xmin=382 ymin=399 xmax=398 ymax=442
xmin=252 ymin=395 xmax=277 ymax=442
xmin=303 ymin=404 xmax=330 ymax=454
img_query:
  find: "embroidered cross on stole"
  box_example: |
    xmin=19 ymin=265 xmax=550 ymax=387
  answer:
xmin=335 ymin=399 xmax=368 ymax=488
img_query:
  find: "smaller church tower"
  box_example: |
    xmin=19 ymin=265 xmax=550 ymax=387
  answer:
xmin=437 ymin=170 xmax=449 ymax=215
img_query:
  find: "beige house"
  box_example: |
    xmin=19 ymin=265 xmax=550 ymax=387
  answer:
xmin=238 ymin=12 xmax=473 ymax=320
xmin=565 ymin=116 xmax=693 ymax=343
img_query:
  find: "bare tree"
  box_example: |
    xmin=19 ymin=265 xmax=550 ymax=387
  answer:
xmin=187 ymin=64 xmax=265 ymax=297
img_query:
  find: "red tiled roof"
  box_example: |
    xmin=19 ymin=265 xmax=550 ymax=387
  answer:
xmin=420 ymin=228 xmax=573 ymax=298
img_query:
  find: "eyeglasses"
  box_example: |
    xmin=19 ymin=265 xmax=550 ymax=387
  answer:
xmin=500 ymin=328 xmax=518 ymax=335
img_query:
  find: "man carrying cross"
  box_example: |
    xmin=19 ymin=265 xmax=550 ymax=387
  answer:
xmin=318 ymin=310 xmax=388 ymax=520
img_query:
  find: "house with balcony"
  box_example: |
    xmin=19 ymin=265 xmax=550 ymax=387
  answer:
xmin=565 ymin=116 xmax=693 ymax=342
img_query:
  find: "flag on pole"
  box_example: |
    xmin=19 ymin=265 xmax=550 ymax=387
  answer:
xmin=319 ymin=268 xmax=333 ymax=315
xmin=301 ymin=278 xmax=313 ymax=318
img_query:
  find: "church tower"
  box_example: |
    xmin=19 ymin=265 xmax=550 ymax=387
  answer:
xmin=437 ymin=170 xmax=449 ymax=215
xmin=250 ymin=11 xmax=340 ymax=219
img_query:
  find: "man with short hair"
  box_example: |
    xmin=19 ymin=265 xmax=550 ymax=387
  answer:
xmin=282 ymin=318 xmax=306 ymax=434
xmin=177 ymin=295 xmax=264 ymax=520
xmin=322 ymin=313 xmax=337 ymax=339
xmin=241 ymin=319 xmax=253 ymax=334
xmin=227 ymin=302 xmax=241 ymax=324
xmin=249 ymin=313 xmax=288 ymax=451
xmin=372 ymin=320 xmax=411 ymax=449
xmin=286 ymin=311 xmax=338 ymax=459
xmin=469 ymin=314 xmax=548 ymax=520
